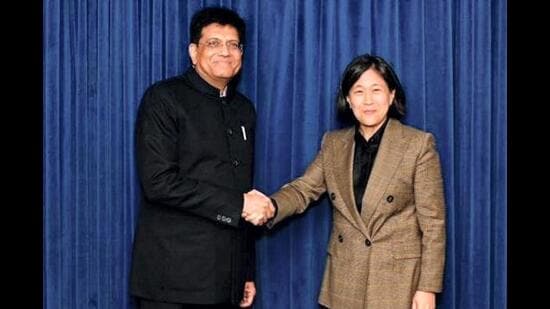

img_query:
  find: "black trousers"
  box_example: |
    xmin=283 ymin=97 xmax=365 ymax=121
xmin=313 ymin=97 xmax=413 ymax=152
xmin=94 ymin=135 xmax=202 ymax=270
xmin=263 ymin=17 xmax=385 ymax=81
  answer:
xmin=138 ymin=298 xmax=239 ymax=309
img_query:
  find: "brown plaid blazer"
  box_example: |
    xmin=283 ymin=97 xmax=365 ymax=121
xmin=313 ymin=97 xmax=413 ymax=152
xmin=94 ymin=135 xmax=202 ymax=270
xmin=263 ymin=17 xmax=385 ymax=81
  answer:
xmin=269 ymin=119 xmax=446 ymax=309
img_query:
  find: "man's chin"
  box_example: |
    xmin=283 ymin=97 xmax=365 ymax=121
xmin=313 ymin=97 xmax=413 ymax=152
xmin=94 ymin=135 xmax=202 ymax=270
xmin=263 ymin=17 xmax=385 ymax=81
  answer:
xmin=213 ymin=71 xmax=239 ymax=80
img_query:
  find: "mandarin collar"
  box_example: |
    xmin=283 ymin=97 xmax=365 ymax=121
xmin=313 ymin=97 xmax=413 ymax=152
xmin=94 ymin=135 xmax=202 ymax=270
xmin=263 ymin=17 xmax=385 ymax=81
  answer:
xmin=184 ymin=67 xmax=237 ymax=100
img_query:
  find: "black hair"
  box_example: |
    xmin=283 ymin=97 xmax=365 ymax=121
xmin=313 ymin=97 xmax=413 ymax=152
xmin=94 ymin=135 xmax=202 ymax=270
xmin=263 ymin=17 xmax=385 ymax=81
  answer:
xmin=337 ymin=54 xmax=406 ymax=124
xmin=190 ymin=7 xmax=246 ymax=45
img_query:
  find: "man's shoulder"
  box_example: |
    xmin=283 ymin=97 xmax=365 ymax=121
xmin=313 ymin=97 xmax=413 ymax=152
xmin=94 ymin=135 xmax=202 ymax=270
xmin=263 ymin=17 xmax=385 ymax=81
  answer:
xmin=233 ymin=91 xmax=253 ymax=105
xmin=231 ymin=92 xmax=256 ymax=117
xmin=137 ymin=76 xmax=190 ymax=113
xmin=146 ymin=75 xmax=187 ymax=94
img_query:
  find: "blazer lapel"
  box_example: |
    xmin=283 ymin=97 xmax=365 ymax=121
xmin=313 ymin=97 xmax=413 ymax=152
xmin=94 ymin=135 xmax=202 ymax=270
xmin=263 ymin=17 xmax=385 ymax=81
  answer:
xmin=331 ymin=128 xmax=369 ymax=237
xmin=361 ymin=119 xmax=409 ymax=234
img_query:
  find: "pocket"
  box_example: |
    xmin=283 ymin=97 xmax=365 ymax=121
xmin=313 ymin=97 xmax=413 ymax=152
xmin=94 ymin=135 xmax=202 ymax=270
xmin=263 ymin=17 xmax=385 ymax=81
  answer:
xmin=391 ymin=241 xmax=421 ymax=259
xmin=326 ymin=222 xmax=356 ymax=261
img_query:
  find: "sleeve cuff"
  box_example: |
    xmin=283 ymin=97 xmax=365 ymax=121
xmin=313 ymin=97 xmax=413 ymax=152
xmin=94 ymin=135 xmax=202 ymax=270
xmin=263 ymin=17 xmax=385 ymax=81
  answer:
xmin=264 ymin=198 xmax=279 ymax=228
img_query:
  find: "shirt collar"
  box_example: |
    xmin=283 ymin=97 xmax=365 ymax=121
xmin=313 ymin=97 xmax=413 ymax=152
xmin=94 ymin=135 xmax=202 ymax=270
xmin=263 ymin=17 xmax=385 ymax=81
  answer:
xmin=354 ymin=117 xmax=389 ymax=145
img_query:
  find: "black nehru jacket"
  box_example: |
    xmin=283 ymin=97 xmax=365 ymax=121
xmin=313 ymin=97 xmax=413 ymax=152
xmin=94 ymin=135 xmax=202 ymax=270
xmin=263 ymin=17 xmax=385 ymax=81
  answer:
xmin=130 ymin=67 xmax=256 ymax=305
xmin=352 ymin=119 xmax=388 ymax=213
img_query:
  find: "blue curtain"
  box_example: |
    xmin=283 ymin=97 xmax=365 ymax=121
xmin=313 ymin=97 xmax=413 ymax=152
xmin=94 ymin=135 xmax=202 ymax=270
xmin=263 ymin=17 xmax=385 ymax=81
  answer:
xmin=43 ymin=1 xmax=507 ymax=308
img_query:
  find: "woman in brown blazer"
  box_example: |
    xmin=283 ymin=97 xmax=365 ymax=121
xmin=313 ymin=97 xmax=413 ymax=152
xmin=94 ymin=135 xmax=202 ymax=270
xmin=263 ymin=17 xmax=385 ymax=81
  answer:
xmin=265 ymin=54 xmax=446 ymax=309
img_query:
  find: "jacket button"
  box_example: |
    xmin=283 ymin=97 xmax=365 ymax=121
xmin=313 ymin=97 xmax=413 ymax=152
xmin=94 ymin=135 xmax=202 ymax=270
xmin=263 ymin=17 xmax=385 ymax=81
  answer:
xmin=232 ymin=159 xmax=240 ymax=167
xmin=338 ymin=234 xmax=343 ymax=242
xmin=227 ymin=128 xmax=233 ymax=136
xmin=365 ymin=239 xmax=371 ymax=247
xmin=330 ymin=192 xmax=336 ymax=200
xmin=386 ymin=195 xmax=394 ymax=203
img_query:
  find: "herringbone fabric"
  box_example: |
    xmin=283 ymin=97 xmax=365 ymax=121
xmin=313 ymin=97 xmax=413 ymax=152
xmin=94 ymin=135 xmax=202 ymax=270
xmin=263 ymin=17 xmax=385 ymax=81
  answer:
xmin=270 ymin=119 xmax=446 ymax=309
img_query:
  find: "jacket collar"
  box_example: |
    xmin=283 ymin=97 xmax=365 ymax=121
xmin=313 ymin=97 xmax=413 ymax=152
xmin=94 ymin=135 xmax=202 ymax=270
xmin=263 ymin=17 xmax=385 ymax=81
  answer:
xmin=332 ymin=119 xmax=409 ymax=238
xmin=360 ymin=119 xmax=409 ymax=235
xmin=184 ymin=67 xmax=238 ymax=100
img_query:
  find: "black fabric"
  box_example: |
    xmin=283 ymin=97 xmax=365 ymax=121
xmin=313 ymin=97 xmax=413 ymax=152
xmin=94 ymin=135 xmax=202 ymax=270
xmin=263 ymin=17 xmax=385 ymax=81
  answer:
xmin=352 ymin=119 xmax=388 ymax=213
xmin=130 ymin=67 xmax=256 ymax=305
xmin=138 ymin=298 xmax=238 ymax=309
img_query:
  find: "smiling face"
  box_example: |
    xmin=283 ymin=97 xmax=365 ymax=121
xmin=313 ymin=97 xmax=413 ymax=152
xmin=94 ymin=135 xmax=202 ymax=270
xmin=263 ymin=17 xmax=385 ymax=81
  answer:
xmin=188 ymin=23 xmax=243 ymax=90
xmin=346 ymin=68 xmax=395 ymax=139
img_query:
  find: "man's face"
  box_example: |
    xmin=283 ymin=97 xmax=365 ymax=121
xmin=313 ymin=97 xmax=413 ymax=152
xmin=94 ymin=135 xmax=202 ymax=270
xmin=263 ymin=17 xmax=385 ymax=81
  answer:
xmin=189 ymin=23 xmax=243 ymax=90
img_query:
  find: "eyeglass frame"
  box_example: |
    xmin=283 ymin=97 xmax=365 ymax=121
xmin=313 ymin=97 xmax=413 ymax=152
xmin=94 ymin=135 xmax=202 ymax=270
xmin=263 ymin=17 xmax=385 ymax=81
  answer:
xmin=196 ymin=38 xmax=244 ymax=53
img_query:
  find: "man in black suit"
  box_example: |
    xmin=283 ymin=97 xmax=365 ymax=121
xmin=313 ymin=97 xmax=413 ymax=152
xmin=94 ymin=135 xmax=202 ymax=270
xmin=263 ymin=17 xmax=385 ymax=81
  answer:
xmin=130 ymin=7 xmax=275 ymax=309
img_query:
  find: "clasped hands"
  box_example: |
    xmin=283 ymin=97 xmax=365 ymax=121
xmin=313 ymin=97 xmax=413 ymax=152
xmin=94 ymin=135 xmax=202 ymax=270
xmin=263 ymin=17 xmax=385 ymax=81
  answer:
xmin=242 ymin=189 xmax=275 ymax=226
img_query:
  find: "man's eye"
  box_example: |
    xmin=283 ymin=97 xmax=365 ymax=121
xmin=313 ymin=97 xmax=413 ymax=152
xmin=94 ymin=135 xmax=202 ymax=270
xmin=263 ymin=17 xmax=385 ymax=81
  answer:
xmin=208 ymin=40 xmax=220 ymax=47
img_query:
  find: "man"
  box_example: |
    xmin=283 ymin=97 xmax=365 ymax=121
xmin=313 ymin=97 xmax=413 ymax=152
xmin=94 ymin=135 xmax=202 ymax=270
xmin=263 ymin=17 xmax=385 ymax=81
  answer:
xmin=130 ymin=7 xmax=274 ymax=308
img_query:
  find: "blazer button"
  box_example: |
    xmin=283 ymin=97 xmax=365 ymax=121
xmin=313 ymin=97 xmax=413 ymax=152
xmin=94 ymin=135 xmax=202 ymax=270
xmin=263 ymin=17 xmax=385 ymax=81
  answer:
xmin=232 ymin=159 xmax=240 ymax=167
xmin=365 ymin=239 xmax=371 ymax=247
xmin=386 ymin=195 xmax=394 ymax=203
xmin=338 ymin=234 xmax=343 ymax=242
xmin=227 ymin=128 xmax=234 ymax=136
xmin=330 ymin=192 xmax=336 ymax=200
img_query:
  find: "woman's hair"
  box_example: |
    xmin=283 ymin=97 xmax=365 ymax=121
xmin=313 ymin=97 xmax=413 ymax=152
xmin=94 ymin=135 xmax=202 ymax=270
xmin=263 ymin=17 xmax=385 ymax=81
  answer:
xmin=337 ymin=54 xmax=406 ymax=123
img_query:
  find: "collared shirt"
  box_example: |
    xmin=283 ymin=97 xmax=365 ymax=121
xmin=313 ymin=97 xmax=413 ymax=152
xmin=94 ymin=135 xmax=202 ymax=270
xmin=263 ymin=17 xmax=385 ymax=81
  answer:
xmin=352 ymin=119 xmax=389 ymax=213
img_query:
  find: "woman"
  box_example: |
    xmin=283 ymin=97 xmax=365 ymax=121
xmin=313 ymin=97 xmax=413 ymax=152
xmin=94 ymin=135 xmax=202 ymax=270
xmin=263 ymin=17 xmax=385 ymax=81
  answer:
xmin=267 ymin=54 xmax=446 ymax=309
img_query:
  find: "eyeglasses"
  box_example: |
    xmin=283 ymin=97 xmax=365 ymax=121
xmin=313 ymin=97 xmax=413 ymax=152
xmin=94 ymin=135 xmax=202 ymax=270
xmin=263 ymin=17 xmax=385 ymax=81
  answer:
xmin=198 ymin=38 xmax=243 ymax=53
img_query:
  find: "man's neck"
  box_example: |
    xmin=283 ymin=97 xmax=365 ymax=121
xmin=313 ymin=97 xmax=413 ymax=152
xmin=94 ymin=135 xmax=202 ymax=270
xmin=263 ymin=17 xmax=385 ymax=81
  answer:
xmin=194 ymin=68 xmax=229 ymax=93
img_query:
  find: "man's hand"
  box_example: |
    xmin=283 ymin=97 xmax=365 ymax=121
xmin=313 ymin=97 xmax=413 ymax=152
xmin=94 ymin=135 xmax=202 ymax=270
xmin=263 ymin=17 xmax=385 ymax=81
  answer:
xmin=242 ymin=189 xmax=275 ymax=225
xmin=239 ymin=281 xmax=256 ymax=307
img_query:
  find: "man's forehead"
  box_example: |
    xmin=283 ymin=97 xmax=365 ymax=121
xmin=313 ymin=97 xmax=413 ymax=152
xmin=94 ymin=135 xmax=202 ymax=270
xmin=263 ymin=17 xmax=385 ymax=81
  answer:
xmin=201 ymin=23 xmax=239 ymax=37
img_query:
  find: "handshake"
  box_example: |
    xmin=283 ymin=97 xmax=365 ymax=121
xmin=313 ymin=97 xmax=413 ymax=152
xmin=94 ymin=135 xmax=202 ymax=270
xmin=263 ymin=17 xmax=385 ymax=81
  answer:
xmin=242 ymin=189 xmax=276 ymax=226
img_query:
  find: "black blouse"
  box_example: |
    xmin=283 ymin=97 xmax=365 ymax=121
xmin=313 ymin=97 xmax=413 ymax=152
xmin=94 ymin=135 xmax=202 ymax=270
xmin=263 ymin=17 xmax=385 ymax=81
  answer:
xmin=352 ymin=119 xmax=388 ymax=213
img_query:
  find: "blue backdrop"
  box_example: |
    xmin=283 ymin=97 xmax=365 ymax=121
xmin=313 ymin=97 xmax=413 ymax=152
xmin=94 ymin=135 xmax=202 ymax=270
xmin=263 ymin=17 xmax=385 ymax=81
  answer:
xmin=43 ymin=1 xmax=507 ymax=308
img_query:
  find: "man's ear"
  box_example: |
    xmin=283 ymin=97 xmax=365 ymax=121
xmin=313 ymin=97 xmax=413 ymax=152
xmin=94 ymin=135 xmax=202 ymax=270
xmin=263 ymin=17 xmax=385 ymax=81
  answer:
xmin=188 ymin=43 xmax=197 ymax=65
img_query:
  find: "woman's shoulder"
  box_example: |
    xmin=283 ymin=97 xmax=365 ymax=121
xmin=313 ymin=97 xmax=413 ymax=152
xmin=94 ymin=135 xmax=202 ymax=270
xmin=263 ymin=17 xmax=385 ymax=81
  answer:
xmin=323 ymin=127 xmax=354 ymax=141
xmin=392 ymin=119 xmax=434 ymax=139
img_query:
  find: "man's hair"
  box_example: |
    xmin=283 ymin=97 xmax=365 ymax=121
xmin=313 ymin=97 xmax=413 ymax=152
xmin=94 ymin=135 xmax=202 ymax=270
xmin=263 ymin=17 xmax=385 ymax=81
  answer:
xmin=337 ymin=53 xmax=406 ymax=124
xmin=190 ymin=7 xmax=246 ymax=45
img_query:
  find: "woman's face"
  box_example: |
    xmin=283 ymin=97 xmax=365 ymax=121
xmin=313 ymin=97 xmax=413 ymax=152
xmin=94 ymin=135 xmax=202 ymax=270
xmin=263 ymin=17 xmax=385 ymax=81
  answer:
xmin=346 ymin=68 xmax=395 ymax=138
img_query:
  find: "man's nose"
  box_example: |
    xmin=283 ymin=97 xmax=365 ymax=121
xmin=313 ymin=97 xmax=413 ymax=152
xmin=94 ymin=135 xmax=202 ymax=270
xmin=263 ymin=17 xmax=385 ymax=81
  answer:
xmin=218 ymin=43 xmax=230 ymax=55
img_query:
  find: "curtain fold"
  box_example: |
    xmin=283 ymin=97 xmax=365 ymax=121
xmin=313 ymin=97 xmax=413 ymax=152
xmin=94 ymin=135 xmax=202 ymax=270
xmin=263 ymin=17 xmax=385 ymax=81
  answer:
xmin=44 ymin=1 xmax=506 ymax=308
